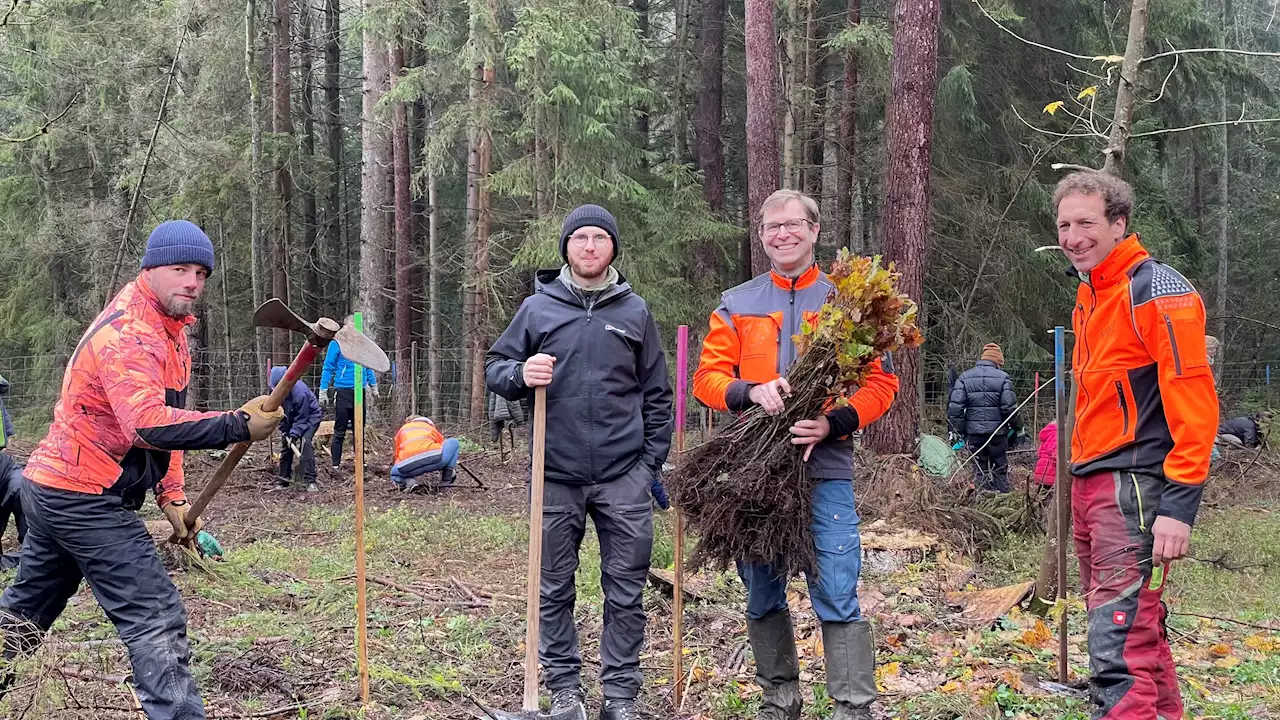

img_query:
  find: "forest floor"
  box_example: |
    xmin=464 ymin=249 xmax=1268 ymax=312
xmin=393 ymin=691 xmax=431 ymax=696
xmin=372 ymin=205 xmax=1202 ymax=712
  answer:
xmin=0 ymin=434 xmax=1279 ymax=719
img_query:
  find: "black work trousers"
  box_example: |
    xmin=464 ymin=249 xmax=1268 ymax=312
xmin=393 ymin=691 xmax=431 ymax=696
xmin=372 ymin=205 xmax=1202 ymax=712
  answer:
xmin=331 ymin=388 xmax=365 ymax=467
xmin=278 ymin=427 xmax=317 ymax=483
xmin=968 ymin=431 xmax=1010 ymax=493
xmin=0 ymin=482 xmax=204 ymax=719
xmin=0 ymin=453 xmax=26 ymax=569
xmin=540 ymin=461 xmax=654 ymax=700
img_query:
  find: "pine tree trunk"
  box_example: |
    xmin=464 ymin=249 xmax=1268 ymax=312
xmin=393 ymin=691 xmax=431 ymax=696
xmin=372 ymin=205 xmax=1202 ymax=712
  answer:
xmin=300 ymin=1 xmax=319 ymax=322
xmin=323 ymin=0 xmax=343 ymax=317
xmin=391 ymin=43 xmax=413 ymax=423
xmin=462 ymin=63 xmax=481 ymax=423
xmin=1101 ymin=0 xmax=1148 ymax=175
xmin=427 ymin=170 xmax=441 ymax=419
xmin=271 ymin=0 xmax=294 ymax=365
xmin=782 ymin=0 xmax=797 ymax=188
xmin=359 ymin=0 xmax=391 ymax=351
xmin=745 ymin=0 xmax=780 ymax=275
xmin=802 ymin=7 xmax=823 ymax=198
xmin=835 ymin=0 xmax=860 ymax=250
xmin=471 ymin=65 xmax=494 ymax=425
xmin=695 ymin=0 xmax=726 ymax=211
xmin=634 ymin=0 xmax=651 ymax=146
xmin=1214 ymin=0 xmax=1230 ymax=346
xmin=862 ymin=0 xmax=940 ymax=455
xmin=246 ymin=0 xmax=267 ymax=388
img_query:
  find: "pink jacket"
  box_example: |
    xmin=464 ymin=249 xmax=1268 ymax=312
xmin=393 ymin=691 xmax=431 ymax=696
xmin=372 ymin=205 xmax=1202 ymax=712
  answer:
xmin=1035 ymin=422 xmax=1058 ymax=486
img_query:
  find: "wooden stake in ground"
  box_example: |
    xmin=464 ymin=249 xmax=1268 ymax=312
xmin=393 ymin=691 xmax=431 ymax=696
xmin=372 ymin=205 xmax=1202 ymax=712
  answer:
xmin=673 ymin=325 xmax=688 ymax=709
xmin=1053 ymin=325 xmax=1068 ymax=683
xmin=354 ymin=311 xmax=370 ymax=707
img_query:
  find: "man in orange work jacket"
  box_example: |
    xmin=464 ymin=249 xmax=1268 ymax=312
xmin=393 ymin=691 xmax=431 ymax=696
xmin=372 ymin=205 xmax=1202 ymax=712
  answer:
xmin=390 ymin=416 xmax=460 ymax=491
xmin=693 ymin=189 xmax=899 ymax=720
xmin=0 ymin=220 xmax=284 ymax=720
xmin=1055 ymin=172 xmax=1218 ymax=720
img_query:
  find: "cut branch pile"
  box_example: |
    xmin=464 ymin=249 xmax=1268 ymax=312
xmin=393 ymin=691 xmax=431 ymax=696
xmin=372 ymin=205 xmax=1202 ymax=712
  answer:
xmin=668 ymin=251 xmax=923 ymax=575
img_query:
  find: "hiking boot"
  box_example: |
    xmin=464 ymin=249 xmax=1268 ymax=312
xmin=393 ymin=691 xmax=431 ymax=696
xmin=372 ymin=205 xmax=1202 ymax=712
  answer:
xmin=305 ymin=482 xmax=319 ymax=493
xmin=550 ymin=687 xmax=586 ymax=715
xmin=273 ymin=477 xmax=290 ymax=489
xmin=599 ymin=698 xmax=645 ymax=720
xmin=747 ymin=610 xmax=802 ymax=720
xmin=439 ymin=467 xmax=455 ymax=487
xmin=822 ymin=619 xmax=876 ymax=720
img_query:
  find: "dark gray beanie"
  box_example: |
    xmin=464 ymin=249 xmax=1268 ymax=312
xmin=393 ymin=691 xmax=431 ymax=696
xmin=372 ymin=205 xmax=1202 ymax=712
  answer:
xmin=560 ymin=204 xmax=619 ymax=261
xmin=140 ymin=220 xmax=215 ymax=272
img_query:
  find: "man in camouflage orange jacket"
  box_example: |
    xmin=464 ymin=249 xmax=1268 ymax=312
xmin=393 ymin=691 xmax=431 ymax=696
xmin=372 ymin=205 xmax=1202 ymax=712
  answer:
xmin=1056 ymin=172 xmax=1218 ymax=720
xmin=0 ymin=220 xmax=283 ymax=720
xmin=693 ymin=189 xmax=899 ymax=720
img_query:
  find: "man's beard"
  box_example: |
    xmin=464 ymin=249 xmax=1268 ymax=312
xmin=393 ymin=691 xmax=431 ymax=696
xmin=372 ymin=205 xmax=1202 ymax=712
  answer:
xmin=568 ymin=258 xmax=608 ymax=282
xmin=161 ymin=296 xmax=196 ymax=318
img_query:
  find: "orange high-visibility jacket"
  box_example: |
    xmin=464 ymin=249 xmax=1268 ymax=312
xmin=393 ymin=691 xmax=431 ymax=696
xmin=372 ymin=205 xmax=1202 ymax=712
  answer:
xmin=393 ymin=418 xmax=445 ymax=465
xmin=24 ymin=276 xmax=249 ymax=508
xmin=1070 ymin=235 xmax=1219 ymax=525
xmin=692 ymin=264 xmax=899 ymax=479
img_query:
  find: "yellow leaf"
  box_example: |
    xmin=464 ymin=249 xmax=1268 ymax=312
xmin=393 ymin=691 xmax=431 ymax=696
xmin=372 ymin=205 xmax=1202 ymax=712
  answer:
xmin=1210 ymin=643 xmax=1233 ymax=657
xmin=1215 ymin=655 xmax=1242 ymax=669
xmin=1019 ymin=620 xmax=1053 ymax=648
xmin=878 ymin=662 xmax=902 ymax=678
xmin=1093 ymin=54 xmax=1125 ymax=64
xmin=1043 ymin=101 xmax=1065 ymax=115
xmin=1077 ymin=86 xmax=1098 ymax=99
xmin=939 ymin=680 xmax=963 ymax=694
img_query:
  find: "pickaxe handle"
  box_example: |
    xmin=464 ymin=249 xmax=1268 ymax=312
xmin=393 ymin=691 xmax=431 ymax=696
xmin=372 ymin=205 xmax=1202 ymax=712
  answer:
xmin=186 ymin=340 xmax=324 ymax=528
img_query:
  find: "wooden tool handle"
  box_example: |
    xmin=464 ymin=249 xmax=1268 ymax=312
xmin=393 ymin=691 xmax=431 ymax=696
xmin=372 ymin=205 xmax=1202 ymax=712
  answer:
xmin=186 ymin=341 xmax=321 ymax=528
xmin=523 ymin=386 xmax=548 ymax=713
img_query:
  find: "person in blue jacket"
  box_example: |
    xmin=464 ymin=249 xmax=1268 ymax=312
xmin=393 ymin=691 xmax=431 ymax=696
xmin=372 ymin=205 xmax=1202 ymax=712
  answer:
xmin=319 ymin=318 xmax=378 ymax=469
xmin=269 ymin=366 xmax=323 ymax=491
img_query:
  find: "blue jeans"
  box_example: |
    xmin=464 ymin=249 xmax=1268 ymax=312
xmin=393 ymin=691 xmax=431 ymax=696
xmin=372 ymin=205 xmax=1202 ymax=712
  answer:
xmin=737 ymin=478 xmax=862 ymax=623
xmin=390 ymin=438 xmax=460 ymax=488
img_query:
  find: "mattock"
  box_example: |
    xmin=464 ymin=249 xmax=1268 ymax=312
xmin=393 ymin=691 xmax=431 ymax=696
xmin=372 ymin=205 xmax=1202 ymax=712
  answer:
xmin=183 ymin=299 xmax=390 ymax=538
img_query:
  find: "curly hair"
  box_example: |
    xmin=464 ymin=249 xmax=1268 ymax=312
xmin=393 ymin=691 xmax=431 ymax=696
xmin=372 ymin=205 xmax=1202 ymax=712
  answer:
xmin=1052 ymin=171 xmax=1135 ymax=224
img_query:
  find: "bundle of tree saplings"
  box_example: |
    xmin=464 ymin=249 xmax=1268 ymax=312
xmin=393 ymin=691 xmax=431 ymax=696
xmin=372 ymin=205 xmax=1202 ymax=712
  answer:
xmin=668 ymin=250 xmax=924 ymax=575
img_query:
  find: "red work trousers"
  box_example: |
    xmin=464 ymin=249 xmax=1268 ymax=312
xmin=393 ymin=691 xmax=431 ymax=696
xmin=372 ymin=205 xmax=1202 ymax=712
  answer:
xmin=1072 ymin=470 xmax=1183 ymax=720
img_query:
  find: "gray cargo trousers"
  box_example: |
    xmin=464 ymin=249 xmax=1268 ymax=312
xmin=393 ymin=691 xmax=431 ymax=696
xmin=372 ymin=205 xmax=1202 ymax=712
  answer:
xmin=538 ymin=460 xmax=654 ymax=700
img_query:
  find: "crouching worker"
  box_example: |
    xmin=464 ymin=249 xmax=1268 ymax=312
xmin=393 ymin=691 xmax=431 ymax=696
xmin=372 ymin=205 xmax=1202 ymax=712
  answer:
xmin=390 ymin=416 xmax=459 ymax=492
xmin=268 ymin=366 xmax=322 ymax=492
xmin=0 ymin=220 xmax=284 ymax=720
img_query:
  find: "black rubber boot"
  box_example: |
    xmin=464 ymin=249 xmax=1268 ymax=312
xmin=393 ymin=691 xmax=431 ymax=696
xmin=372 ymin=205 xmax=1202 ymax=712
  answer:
xmin=747 ymin=610 xmax=802 ymax=720
xmin=822 ymin=618 xmax=876 ymax=720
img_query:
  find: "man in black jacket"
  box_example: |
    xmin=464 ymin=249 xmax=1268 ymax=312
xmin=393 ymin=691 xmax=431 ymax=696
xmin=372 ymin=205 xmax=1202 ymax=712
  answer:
xmin=948 ymin=343 xmax=1021 ymax=493
xmin=486 ymin=204 xmax=673 ymax=720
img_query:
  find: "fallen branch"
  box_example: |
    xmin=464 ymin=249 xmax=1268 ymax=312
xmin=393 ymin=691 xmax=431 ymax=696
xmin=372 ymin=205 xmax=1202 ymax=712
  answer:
xmin=1171 ymin=611 xmax=1280 ymax=632
xmin=58 ymin=666 xmax=128 ymax=685
xmin=1187 ymin=553 xmax=1271 ymax=572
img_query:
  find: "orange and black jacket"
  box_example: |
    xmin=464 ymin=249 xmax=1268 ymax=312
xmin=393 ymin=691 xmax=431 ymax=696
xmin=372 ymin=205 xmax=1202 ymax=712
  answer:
xmin=692 ymin=264 xmax=900 ymax=479
xmin=1070 ymin=235 xmax=1218 ymax=525
xmin=24 ymin=275 xmax=250 ymax=509
xmin=393 ymin=418 xmax=445 ymax=465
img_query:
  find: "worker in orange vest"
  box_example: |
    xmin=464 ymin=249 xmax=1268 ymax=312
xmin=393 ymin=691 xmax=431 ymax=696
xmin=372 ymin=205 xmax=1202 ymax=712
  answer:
xmin=390 ymin=417 xmax=459 ymax=491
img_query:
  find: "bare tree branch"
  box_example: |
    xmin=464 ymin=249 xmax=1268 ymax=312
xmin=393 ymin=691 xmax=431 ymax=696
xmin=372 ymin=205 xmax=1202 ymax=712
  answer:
xmin=1142 ymin=46 xmax=1280 ymax=63
xmin=0 ymin=93 xmax=79 ymax=143
xmin=0 ymin=0 xmax=20 ymax=29
xmin=1010 ymin=105 xmax=1108 ymax=139
xmin=1129 ymin=106 xmax=1280 ymax=138
xmin=1144 ymin=40 xmax=1179 ymax=103
xmin=972 ymin=0 xmax=1098 ymax=61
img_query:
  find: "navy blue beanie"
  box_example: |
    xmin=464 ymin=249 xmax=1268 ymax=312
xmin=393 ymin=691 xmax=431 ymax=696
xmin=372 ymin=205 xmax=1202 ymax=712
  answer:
xmin=140 ymin=220 xmax=215 ymax=272
xmin=560 ymin=205 xmax=619 ymax=261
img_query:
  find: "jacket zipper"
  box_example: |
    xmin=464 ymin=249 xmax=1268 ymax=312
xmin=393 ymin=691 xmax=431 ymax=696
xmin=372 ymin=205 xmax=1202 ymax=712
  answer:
xmin=1163 ymin=314 xmax=1183 ymax=376
xmin=1115 ymin=380 xmax=1130 ymax=436
xmin=1130 ymin=472 xmax=1146 ymax=532
xmin=787 ymin=279 xmax=797 ymax=372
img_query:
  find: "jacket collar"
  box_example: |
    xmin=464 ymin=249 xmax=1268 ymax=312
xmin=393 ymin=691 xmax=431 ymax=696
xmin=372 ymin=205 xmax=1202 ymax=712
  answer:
xmin=1083 ymin=234 xmax=1148 ymax=289
xmin=134 ymin=274 xmax=196 ymax=338
xmin=770 ymin=263 xmax=821 ymax=290
xmin=975 ymin=359 xmax=999 ymax=369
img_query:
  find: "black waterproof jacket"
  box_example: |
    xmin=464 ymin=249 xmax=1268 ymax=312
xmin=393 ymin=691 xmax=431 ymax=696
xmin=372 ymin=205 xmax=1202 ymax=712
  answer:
xmin=485 ymin=269 xmax=673 ymax=485
xmin=948 ymin=360 xmax=1021 ymax=437
xmin=1219 ymin=416 xmax=1260 ymax=448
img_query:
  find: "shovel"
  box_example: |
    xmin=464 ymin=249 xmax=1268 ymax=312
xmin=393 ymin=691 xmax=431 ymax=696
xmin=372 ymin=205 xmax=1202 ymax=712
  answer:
xmin=483 ymin=387 xmax=587 ymax=720
xmin=183 ymin=299 xmax=389 ymax=535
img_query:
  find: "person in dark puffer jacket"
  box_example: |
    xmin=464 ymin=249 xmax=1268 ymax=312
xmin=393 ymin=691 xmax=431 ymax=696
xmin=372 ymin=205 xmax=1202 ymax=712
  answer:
xmin=948 ymin=343 xmax=1021 ymax=493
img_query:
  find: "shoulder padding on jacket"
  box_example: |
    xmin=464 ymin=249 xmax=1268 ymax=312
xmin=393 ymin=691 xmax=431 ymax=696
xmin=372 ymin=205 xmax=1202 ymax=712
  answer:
xmin=1131 ymin=259 xmax=1197 ymax=308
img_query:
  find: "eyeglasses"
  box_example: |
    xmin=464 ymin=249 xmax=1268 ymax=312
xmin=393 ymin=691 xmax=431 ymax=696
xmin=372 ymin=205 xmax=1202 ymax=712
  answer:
xmin=760 ymin=218 xmax=813 ymax=237
xmin=568 ymin=233 xmax=611 ymax=248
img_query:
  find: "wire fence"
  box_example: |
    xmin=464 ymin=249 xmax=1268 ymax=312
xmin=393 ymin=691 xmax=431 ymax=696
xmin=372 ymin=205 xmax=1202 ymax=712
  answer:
xmin=2 ymin=347 xmax=1275 ymax=441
